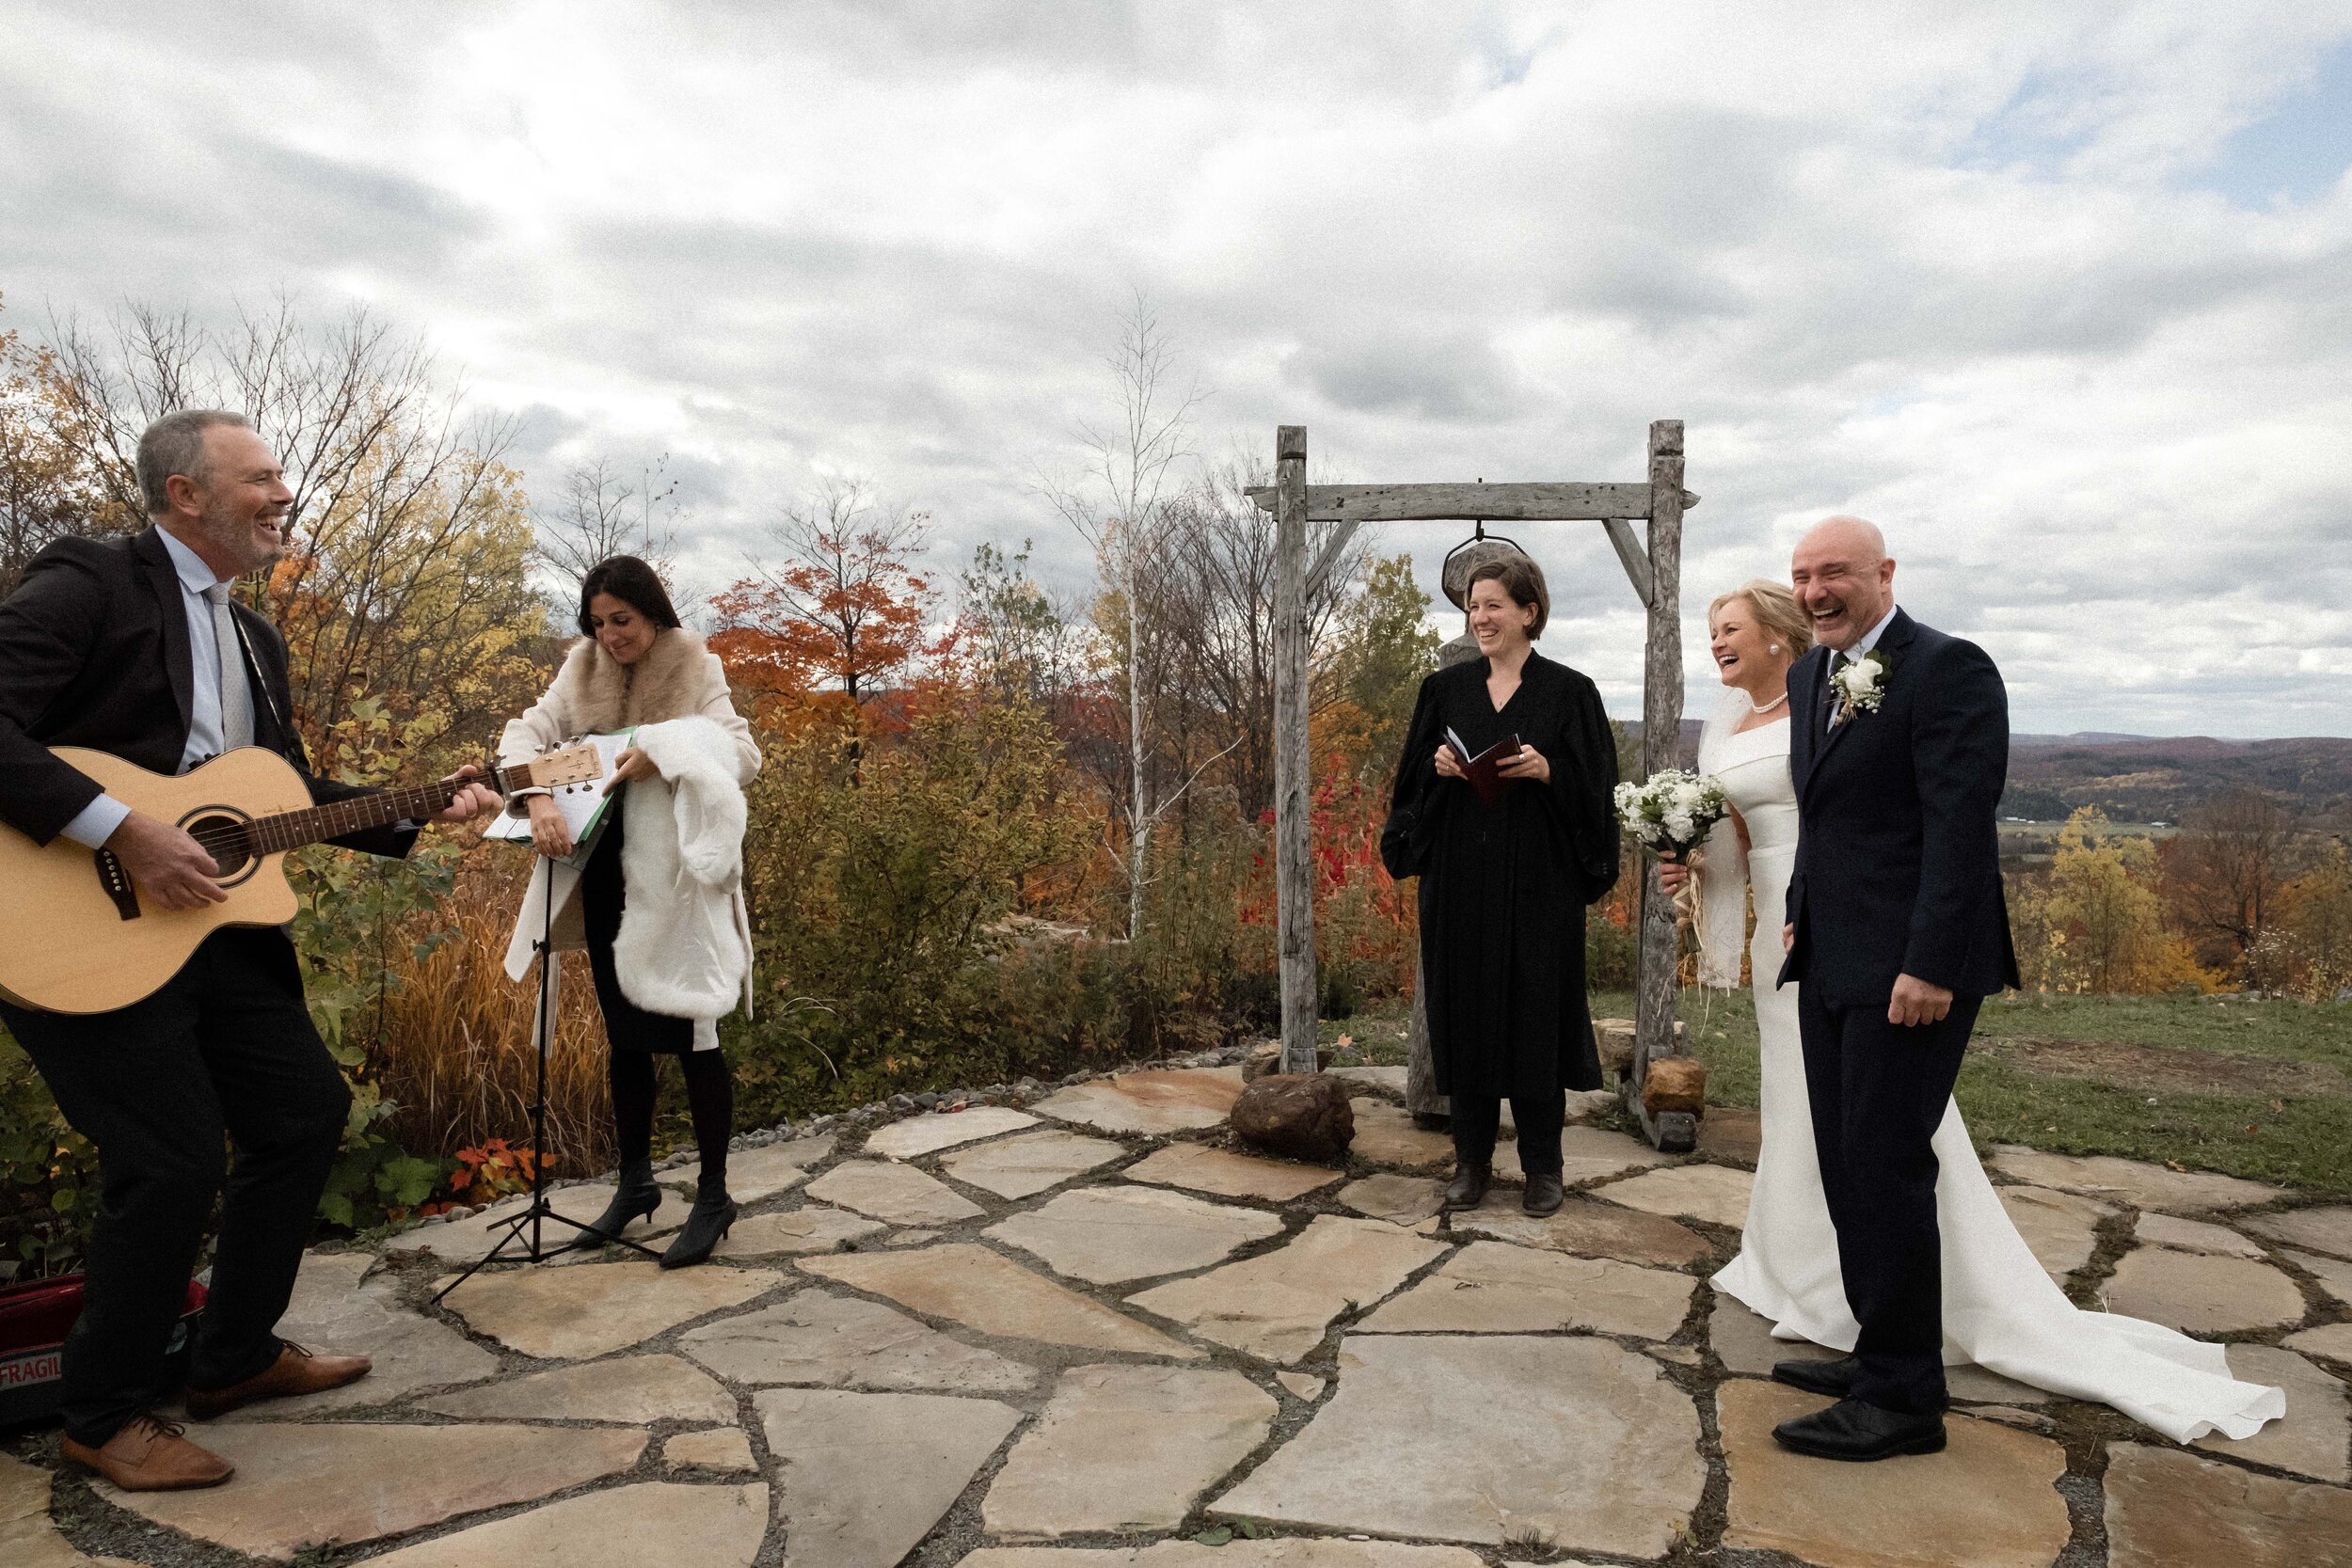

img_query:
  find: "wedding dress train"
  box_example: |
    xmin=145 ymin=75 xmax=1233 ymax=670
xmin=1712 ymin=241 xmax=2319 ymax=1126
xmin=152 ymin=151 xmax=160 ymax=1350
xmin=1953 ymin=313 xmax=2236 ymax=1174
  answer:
xmin=1693 ymin=690 xmax=2281 ymax=1443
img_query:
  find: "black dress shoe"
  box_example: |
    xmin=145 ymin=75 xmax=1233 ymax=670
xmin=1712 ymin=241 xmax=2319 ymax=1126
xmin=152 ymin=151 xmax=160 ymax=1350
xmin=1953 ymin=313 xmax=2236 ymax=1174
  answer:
xmin=1521 ymin=1173 xmax=1565 ymax=1215
xmin=1772 ymin=1354 xmax=1862 ymax=1399
xmin=1441 ymin=1164 xmax=1491 ymax=1210
xmin=1772 ymin=1398 xmax=1947 ymax=1462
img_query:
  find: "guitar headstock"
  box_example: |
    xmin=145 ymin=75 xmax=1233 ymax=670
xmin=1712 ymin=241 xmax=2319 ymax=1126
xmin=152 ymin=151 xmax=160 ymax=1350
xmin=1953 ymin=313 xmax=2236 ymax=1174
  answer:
xmin=511 ymin=743 xmax=603 ymax=792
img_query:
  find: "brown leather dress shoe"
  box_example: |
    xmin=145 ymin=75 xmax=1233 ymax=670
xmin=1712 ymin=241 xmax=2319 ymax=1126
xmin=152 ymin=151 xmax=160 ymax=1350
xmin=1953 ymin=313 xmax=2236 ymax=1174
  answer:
xmin=60 ymin=1414 xmax=234 ymax=1491
xmin=184 ymin=1342 xmax=372 ymax=1420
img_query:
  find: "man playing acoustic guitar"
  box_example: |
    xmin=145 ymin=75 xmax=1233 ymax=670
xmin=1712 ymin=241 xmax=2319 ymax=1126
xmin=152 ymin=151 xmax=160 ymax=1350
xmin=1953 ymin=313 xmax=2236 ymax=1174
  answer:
xmin=0 ymin=410 xmax=500 ymax=1490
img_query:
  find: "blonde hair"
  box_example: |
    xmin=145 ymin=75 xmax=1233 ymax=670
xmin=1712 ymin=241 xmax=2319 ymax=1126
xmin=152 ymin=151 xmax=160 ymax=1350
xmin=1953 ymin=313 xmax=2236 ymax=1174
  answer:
xmin=1709 ymin=578 xmax=1812 ymax=657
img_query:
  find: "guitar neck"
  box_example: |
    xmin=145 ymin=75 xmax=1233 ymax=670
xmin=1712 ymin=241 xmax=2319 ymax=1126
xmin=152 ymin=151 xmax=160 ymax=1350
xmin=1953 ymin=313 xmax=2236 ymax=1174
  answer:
xmin=245 ymin=763 xmax=521 ymax=857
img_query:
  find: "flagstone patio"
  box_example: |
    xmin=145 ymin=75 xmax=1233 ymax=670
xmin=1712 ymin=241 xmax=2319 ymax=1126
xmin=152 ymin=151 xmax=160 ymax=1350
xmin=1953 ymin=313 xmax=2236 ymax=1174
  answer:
xmin=9 ymin=1047 xmax=2352 ymax=1568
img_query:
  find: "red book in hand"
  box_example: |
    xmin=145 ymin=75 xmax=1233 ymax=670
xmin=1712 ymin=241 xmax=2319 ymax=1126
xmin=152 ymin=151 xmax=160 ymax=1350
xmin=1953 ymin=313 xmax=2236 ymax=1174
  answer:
xmin=1446 ymin=727 xmax=1523 ymax=806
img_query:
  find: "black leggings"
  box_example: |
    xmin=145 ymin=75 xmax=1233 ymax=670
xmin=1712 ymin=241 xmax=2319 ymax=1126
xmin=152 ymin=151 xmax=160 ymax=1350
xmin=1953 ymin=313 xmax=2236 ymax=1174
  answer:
xmin=610 ymin=1048 xmax=732 ymax=1188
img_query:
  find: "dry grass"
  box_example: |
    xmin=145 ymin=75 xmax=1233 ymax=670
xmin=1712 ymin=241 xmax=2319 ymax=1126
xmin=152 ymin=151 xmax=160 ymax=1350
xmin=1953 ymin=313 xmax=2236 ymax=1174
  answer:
xmin=377 ymin=848 xmax=616 ymax=1176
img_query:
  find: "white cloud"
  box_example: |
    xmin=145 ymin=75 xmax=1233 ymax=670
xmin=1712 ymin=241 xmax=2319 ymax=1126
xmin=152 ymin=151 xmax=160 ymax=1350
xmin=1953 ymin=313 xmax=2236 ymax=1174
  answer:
xmin=3 ymin=0 xmax=2347 ymax=735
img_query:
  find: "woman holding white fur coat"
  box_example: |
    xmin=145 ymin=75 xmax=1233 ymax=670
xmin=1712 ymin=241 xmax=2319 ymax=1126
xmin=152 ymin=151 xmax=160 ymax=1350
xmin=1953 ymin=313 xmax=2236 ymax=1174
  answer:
xmin=499 ymin=557 xmax=759 ymax=1268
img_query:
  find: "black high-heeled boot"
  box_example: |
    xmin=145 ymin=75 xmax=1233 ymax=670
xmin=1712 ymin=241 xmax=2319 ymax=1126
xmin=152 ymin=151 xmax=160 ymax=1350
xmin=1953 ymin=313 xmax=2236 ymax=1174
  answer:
xmin=660 ymin=1180 xmax=738 ymax=1269
xmin=578 ymin=1157 xmax=660 ymax=1246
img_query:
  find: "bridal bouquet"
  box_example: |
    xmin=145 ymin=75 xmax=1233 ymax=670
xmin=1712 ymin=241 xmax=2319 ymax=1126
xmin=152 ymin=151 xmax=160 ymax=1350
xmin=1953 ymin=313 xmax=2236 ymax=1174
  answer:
xmin=1613 ymin=769 xmax=1729 ymax=861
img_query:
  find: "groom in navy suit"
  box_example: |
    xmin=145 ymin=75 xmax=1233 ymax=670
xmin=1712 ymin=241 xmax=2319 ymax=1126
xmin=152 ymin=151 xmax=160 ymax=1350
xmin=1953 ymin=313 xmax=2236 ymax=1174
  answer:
xmin=1772 ymin=515 xmax=2020 ymax=1462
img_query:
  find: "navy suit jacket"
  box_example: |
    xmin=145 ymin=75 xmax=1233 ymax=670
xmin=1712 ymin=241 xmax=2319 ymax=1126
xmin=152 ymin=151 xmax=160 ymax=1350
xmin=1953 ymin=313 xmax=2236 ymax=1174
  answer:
xmin=1778 ymin=609 xmax=2020 ymax=1006
xmin=0 ymin=528 xmax=415 ymax=858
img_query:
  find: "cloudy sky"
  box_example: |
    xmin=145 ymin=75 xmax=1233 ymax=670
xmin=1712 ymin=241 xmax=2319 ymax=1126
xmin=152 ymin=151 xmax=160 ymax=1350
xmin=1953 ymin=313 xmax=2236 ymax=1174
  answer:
xmin=5 ymin=1 xmax=2348 ymax=736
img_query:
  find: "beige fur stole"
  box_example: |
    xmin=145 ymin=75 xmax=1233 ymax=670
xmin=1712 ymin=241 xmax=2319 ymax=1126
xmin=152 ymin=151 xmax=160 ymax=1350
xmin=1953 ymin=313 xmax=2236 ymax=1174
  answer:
xmin=550 ymin=627 xmax=718 ymax=734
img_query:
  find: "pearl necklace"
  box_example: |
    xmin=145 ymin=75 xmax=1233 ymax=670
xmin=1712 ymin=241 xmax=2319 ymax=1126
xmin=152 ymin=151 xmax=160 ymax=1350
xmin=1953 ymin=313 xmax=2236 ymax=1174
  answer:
xmin=1747 ymin=691 xmax=1788 ymax=715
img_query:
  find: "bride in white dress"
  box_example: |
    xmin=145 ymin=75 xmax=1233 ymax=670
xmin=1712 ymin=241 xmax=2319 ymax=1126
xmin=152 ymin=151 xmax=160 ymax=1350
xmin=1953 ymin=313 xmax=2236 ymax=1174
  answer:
xmin=1680 ymin=579 xmax=2281 ymax=1444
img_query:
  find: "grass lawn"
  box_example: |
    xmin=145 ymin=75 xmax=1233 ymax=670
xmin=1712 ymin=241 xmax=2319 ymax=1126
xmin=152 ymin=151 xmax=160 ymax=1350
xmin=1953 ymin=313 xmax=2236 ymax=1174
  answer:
xmin=1327 ymin=987 xmax=2352 ymax=1198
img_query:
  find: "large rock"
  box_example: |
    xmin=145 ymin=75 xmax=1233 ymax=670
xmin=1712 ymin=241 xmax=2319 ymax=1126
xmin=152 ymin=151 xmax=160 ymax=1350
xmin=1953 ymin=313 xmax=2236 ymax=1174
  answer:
xmin=1359 ymin=1241 xmax=1694 ymax=1339
xmin=2104 ymin=1246 xmax=2307 ymax=1335
xmin=1122 ymin=1143 xmax=1344 ymax=1202
xmin=1987 ymin=1147 xmax=2284 ymax=1213
xmin=437 ymin=1259 xmax=782 ymax=1360
xmin=679 ymin=1288 xmax=1037 ymax=1391
xmin=364 ymin=1482 xmax=767 ymax=1568
xmin=1452 ymin=1193 xmax=1711 ymax=1268
xmin=1347 ymin=1098 xmax=1455 ymax=1171
xmin=95 ymin=1424 xmax=646 ymax=1561
xmin=2245 ymin=1205 xmax=2352 ymax=1260
xmin=1232 ymin=1073 xmax=1355 ymax=1163
xmin=419 ymin=1353 xmax=735 ymax=1425
xmin=662 ymin=1134 xmax=836 ymax=1203
xmin=1032 ymin=1067 xmax=1245 ymax=1134
xmin=1592 ymin=1163 xmax=1755 ymax=1229
xmin=982 ymin=1365 xmax=1278 ymax=1538
xmin=942 ymin=1130 xmax=1127 ymax=1198
xmin=1996 ymin=1184 xmax=2117 ymax=1280
xmin=802 ymin=1243 xmax=1200 ymax=1357
xmin=757 ymin=1387 xmax=1021 ymax=1568
xmin=2193 ymin=1344 xmax=2350 ymax=1483
xmin=1328 ymin=1065 xmax=1408 ymax=1094
xmin=1718 ymin=1380 xmax=2071 ymax=1568
xmin=1641 ymin=1055 xmax=1706 ymax=1117
xmin=1211 ymin=1334 xmax=1704 ymax=1557
xmin=988 ymin=1185 xmax=1283 ymax=1286
xmin=213 ymin=1251 xmax=496 ymax=1418
xmin=2105 ymin=1442 xmax=2352 ymax=1568
xmin=863 ymin=1104 xmax=1039 ymax=1159
xmin=804 ymin=1159 xmax=986 ymax=1225
xmin=1127 ymin=1215 xmax=1445 ymax=1364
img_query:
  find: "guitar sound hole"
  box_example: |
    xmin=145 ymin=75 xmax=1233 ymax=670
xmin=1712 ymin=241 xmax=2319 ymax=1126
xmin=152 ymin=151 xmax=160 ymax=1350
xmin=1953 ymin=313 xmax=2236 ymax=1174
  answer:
xmin=185 ymin=813 xmax=256 ymax=884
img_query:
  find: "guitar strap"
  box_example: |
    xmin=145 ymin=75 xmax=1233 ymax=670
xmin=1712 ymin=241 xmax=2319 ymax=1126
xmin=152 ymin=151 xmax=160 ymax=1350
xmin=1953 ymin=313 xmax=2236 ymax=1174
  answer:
xmin=225 ymin=605 xmax=290 ymax=758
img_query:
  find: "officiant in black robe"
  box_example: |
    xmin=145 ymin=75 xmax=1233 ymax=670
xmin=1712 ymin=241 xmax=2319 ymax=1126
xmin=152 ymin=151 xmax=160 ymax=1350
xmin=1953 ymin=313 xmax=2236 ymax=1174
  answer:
xmin=1380 ymin=554 xmax=1619 ymax=1215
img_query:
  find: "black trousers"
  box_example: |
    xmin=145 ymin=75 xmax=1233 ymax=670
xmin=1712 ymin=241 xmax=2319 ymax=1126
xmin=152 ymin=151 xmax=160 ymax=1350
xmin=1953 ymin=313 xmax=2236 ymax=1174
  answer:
xmin=0 ymin=927 xmax=348 ymax=1446
xmin=1798 ymin=985 xmax=1980 ymax=1416
xmin=1450 ymin=1088 xmax=1566 ymax=1176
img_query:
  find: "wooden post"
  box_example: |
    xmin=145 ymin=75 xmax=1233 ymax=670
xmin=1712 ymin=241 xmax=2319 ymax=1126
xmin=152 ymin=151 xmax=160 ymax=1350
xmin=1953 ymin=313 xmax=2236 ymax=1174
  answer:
xmin=1632 ymin=420 xmax=1692 ymax=1150
xmin=1273 ymin=424 xmax=1320 ymax=1074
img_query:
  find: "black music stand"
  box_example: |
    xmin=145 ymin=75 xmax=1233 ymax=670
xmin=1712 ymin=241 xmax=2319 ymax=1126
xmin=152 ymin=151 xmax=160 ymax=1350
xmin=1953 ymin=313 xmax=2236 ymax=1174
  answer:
xmin=434 ymin=844 xmax=657 ymax=1305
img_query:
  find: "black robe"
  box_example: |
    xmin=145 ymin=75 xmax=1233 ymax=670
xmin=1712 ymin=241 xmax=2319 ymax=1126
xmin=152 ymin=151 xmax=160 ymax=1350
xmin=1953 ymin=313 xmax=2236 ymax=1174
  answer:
xmin=1380 ymin=652 xmax=1620 ymax=1099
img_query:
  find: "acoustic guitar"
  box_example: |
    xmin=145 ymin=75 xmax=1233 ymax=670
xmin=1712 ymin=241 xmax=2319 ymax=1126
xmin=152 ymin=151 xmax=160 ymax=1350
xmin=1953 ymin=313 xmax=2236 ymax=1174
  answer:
xmin=0 ymin=743 xmax=600 ymax=1015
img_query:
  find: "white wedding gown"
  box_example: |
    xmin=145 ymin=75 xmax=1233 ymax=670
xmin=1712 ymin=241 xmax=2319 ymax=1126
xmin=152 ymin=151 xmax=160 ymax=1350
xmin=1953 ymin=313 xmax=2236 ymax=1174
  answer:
xmin=1694 ymin=690 xmax=2282 ymax=1443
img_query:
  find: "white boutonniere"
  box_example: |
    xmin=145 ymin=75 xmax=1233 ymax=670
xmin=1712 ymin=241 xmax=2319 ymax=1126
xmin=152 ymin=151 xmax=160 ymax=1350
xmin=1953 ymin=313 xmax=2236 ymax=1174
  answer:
xmin=1831 ymin=649 xmax=1890 ymax=723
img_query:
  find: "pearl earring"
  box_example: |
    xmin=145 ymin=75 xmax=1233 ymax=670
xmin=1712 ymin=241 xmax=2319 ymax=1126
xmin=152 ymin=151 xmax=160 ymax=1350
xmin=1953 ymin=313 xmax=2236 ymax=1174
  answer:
xmin=1769 ymin=644 xmax=1781 ymax=654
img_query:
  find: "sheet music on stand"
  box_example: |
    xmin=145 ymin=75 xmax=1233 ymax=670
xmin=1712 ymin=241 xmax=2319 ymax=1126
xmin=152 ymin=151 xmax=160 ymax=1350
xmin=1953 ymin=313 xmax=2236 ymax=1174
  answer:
xmin=485 ymin=729 xmax=635 ymax=868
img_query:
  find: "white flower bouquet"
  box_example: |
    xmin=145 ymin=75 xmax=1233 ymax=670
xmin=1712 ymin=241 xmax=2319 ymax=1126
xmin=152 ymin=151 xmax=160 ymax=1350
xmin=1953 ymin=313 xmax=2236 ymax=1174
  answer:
xmin=1613 ymin=769 xmax=1730 ymax=862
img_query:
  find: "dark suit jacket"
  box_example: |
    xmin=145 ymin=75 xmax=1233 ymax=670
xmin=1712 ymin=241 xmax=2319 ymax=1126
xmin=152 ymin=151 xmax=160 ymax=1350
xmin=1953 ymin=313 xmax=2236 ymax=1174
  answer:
xmin=0 ymin=527 xmax=415 ymax=858
xmin=1778 ymin=608 xmax=2020 ymax=1006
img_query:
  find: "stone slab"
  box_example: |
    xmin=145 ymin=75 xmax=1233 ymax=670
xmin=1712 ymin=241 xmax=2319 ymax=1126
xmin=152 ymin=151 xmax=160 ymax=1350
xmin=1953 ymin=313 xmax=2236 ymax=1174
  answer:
xmin=1278 ymin=1371 xmax=1327 ymax=1402
xmin=420 ymin=1353 xmax=735 ymax=1425
xmin=865 ymin=1104 xmax=1041 ymax=1159
xmin=943 ymin=1130 xmax=1128 ymax=1198
xmin=1719 ymin=1380 xmax=2071 ymax=1568
xmin=97 ymin=1424 xmax=646 ymax=1561
xmin=988 ymin=1185 xmax=1283 ymax=1285
xmin=2104 ymin=1246 xmax=2307 ymax=1335
xmin=2245 ymin=1205 xmax=2352 ymax=1260
xmin=2105 ymin=1442 xmax=2352 ymax=1568
xmin=2284 ymin=1322 xmax=2352 ymax=1364
xmin=1708 ymin=1296 xmax=1847 ymax=1378
xmin=805 ymin=1159 xmax=986 ymax=1224
xmin=757 ymin=1387 xmax=1021 ymax=1568
xmin=1453 ymin=1194 xmax=1712 ymax=1268
xmin=1988 ymin=1147 xmax=2284 ymax=1213
xmin=2193 ymin=1344 xmax=2350 ymax=1483
xmin=439 ymin=1259 xmax=783 ymax=1360
xmin=803 ymin=1243 xmax=1200 ymax=1357
xmin=1564 ymin=1087 xmax=1619 ymax=1122
xmin=708 ymin=1204 xmax=887 ymax=1258
xmin=1552 ymin=1125 xmax=1675 ymax=1184
xmin=1347 ymin=1099 xmax=1454 ymax=1171
xmin=662 ymin=1134 xmax=836 ymax=1203
xmin=1694 ymin=1105 xmax=1763 ymax=1165
xmin=0 ymin=1451 xmax=93 ymax=1568
xmin=2137 ymin=1211 xmax=2265 ymax=1259
xmin=1127 ymin=1215 xmax=1446 ymax=1364
xmin=389 ymin=1183 xmax=678 ymax=1264
xmin=1360 ymin=1241 xmax=1694 ymax=1340
xmin=983 ymin=1364 xmax=1278 ymax=1537
xmin=1339 ymin=1174 xmax=1448 ymax=1227
xmin=1122 ymin=1143 xmax=1344 ymax=1201
xmin=1212 ymin=1334 xmax=1705 ymax=1557
xmin=2286 ymin=1247 xmax=2352 ymax=1307
xmin=1592 ymin=1163 xmax=1754 ymax=1229
xmin=1329 ymin=1065 xmax=1408 ymax=1094
xmin=1032 ymin=1067 xmax=1245 ymax=1134
xmin=664 ymin=1427 xmax=758 ymax=1471
xmin=1996 ymin=1184 xmax=2116 ymax=1279
xmin=365 ymin=1481 xmax=766 ymax=1568
xmin=958 ymin=1545 xmax=1487 ymax=1568
xmin=679 ymin=1287 xmax=1037 ymax=1390
xmin=215 ymin=1251 xmax=497 ymax=1418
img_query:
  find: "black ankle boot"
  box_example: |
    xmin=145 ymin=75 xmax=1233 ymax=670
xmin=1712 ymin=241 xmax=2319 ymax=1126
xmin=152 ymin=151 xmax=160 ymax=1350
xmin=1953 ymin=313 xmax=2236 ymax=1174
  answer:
xmin=660 ymin=1183 xmax=737 ymax=1270
xmin=1442 ymin=1164 xmax=1491 ymax=1211
xmin=579 ymin=1158 xmax=660 ymax=1245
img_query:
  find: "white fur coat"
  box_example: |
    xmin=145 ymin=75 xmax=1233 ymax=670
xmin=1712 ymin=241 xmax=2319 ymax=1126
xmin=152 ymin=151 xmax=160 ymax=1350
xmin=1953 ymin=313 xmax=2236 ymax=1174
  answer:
xmin=499 ymin=629 xmax=761 ymax=1047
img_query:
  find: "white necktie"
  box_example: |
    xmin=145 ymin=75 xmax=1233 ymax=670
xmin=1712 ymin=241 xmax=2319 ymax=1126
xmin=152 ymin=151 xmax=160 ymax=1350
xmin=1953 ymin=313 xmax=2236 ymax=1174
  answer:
xmin=202 ymin=583 xmax=256 ymax=751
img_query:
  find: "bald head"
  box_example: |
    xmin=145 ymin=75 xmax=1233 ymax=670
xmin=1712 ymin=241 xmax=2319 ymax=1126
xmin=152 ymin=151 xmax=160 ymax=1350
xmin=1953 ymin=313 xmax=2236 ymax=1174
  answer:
xmin=1789 ymin=515 xmax=1896 ymax=652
